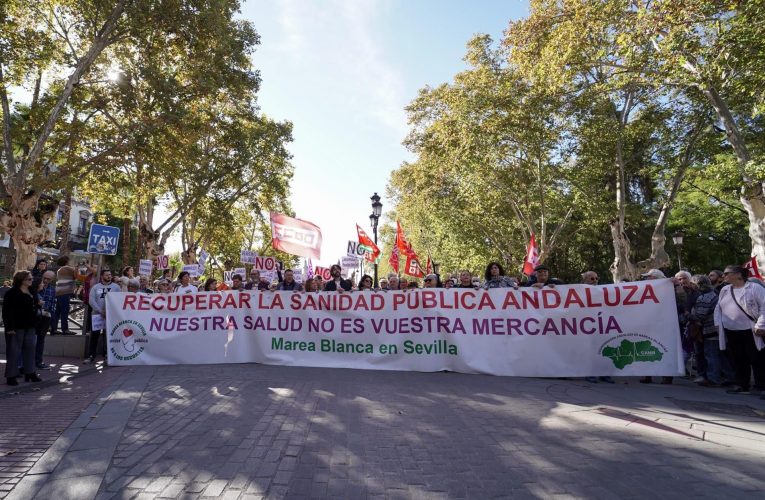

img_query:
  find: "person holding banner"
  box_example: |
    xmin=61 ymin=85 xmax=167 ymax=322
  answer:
xmin=387 ymin=274 xmax=400 ymax=290
xmin=357 ymin=274 xmax=374 ymax=291
xmin=714 ymin=265 xmax=765 ymax=395
xmin=175 ymin=272 xmax=197 ymax=294
xmin=203 ymin=278 xmax=218 ymax=291
xmin=455 ymin=270 xmax=475 ymax=289
xmin=277 ymin=270 xmax=304 ymax=292
xmin=323 ymin=265 xmax=352 ymax=292
xmin=423 ymin=274 xmax=440 ymax=288
xmin=484 ymin=262 xmax=519 ymax=289
xmin=139 ymin=276 xmax=154 ymax=294
xmin=156 ymin=279 xmax=172 ymax=294
xmin=245 ymin=270 xmax=269 ymax=291
xmin=304 ymin=278 xmax=320 ymax=293
xmin=231 ymin=275 xmax=246 ymax=291
xmin=86 ymin=270 xmax=121 ymax=364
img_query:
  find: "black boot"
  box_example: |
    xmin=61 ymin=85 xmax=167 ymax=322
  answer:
xmin=24 ymin=373 xmax=42 ymax=383
xmin=6 ymin=377 xmax=19 ymax=386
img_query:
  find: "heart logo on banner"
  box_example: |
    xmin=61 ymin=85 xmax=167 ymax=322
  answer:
xmin=123 ymin=328 xmax=134 ymax=338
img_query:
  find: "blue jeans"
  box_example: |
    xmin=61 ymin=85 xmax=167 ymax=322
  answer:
xmin=4 ymin=328 xmax=36 ymax=378
xmin=704 ymin=338 xmax=735 ymax=385
xmin=51 ymin=294 xmax=71 ymax=333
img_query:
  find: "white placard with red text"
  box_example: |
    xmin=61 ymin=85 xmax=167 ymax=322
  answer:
xmin=106 ymin=280 xmax=683 ymax=377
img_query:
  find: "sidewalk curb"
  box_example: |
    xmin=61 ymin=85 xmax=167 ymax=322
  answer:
xmin=6 ymin=366 xmax=156 ymax=500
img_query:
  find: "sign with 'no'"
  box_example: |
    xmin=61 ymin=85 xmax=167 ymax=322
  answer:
xmin=156 ymin=255 xmax=170 ymax=270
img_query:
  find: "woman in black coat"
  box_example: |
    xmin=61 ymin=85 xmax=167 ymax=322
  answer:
xmin=3 ymin=270 xmax=42 ymax=385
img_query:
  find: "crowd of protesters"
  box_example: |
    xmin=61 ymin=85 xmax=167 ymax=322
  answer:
xmin=4 ymin=257 xmax=765 ymax=400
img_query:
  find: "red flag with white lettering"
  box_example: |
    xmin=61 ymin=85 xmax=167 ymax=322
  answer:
xmin=743 ymin=256 xmax=762 ymax=280
xmin=389 ymin=231 xmax=400 ymax=273
xmin=356 ymin=224 xmax=381 ymax=263
xmin=522 ymin=233 xmax=540 ymax=276
xmin=396 ymin=221 xmax=414 ymax=257
xmin=426 ymin=255 xmax=434 ymax=275
xmin=270 ymin=212 xmax=322 ymax=260
xmin=404 ymin=253 xmax=425 ymax=278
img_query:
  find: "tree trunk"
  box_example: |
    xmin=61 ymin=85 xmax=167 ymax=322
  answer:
xmin=0 ymin=191 xmax=54 ymax=271
xmin=635 ymin=129 xmax=699 ymax=274
xmin=700 ymin=83 xmax=765 ymax=266
xmin=57 ymin=189 xmax=73 ymax=257
xmin=609 ymin=92 xmax=637 ymax=283
xmin=609 ymin=220 xmax=636 ymax=283
xmin=742 ymin=194 xmax=765 ymax=266
xmin=139 ymin=221 xmax=162 ymax=259
xmin=122 ymin=217 xmax=131 ymax=264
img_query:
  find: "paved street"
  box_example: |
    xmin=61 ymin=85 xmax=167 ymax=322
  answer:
xmin=2 ymin=364 xmax=765 ymax=499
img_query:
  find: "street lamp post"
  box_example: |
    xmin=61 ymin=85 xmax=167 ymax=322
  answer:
xmin=370 ymin=192 xmax=382 ymax=287
xmin=672 ymin=231 xmax=684 ymax=270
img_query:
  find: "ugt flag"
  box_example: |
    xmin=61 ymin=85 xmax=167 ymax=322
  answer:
xmin=743 ymin=256 xmax=763 ymax=280
xmin=356 ymin=224 xmax=381 ymax=263
xmin=522 ymin=233 xmax=540 ymax=276
xmin=270 ymin=212 xmax=322 ymax=260
xmin=389 ymin=233 xmax=400 ymax=273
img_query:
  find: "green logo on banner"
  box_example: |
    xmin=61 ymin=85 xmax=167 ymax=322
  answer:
xmin=601 ymin=339 xmax=663 ymax=369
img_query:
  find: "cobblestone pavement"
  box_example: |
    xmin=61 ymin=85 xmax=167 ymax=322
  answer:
xmin=0 ymin=363 xmax=121 ymax=498
xmin=4 ymin=364 xmax=765 ymax=499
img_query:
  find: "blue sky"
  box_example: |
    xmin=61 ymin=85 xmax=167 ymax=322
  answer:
xmin=241 ymin=0 xmax=529 ymax=266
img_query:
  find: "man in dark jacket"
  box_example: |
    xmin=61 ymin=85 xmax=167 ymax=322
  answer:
xmin=323 ymin=265 xmax=352 ymax=292
xmin=277 ymin=269 xmax=304 ymax=291
xmin=526 ymin=265 xmax=564 ymax=288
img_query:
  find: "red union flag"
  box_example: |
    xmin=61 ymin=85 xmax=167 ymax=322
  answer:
xmin=743 ymin=256 xmax=762 ymax=280
xmin=356 ymin=224 xmax=380 ymax=263
xmin=522 ymin=233 xmax=540 ymax=276
xmin=404 ymin=253 xmax=425 ymax=278
xmin=396 ymin=221 xmax=413 ymax=256
xmin=389 ymin=234 xmax=400 ymax=273
xmin=270 ymin=212 xmax=322 ymax=260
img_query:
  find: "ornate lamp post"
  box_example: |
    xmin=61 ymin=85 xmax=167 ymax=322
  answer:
xmin=672 ymin=231 xmax=684 ymax=270
xmin=369 ymin=193 xmax=382 ymax=287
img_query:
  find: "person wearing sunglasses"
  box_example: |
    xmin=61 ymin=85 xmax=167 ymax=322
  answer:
xmin=714 ymin=265 xmax=765 ymax=396
xmin=423 ymin=274 xmax=440 ymax=288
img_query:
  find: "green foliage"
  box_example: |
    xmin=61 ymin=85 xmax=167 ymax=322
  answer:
xmin=389 ymin=1 xmax=761 ymax=281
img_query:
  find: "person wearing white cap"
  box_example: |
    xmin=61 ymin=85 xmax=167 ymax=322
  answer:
xmin=641 ymin=269 xmax=666 ymax=279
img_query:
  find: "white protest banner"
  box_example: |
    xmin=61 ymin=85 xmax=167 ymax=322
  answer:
xmin=252 ymin=256 xmax=278 ymax=272
xmin=156 ymin=255 xmax=170 ymax=270
xmin=198 ymin=264 xmax=206 ymax=276
xmin=138 ymin=259 xmax=153 ymax=277
xmin=240 ymin=250 xmax=258 ymax=264
xmin=182 ymin=264 xmax=200 ymax=277
xmin=106 ymin=280 xmax=683 ymax=377
xmin=233 ymin=268 xmax=246 ymax=279
xmin=224 ymin=271 xmax=234 ymax=285
xmin=91 ymin=313 xmax=104 ymax=332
